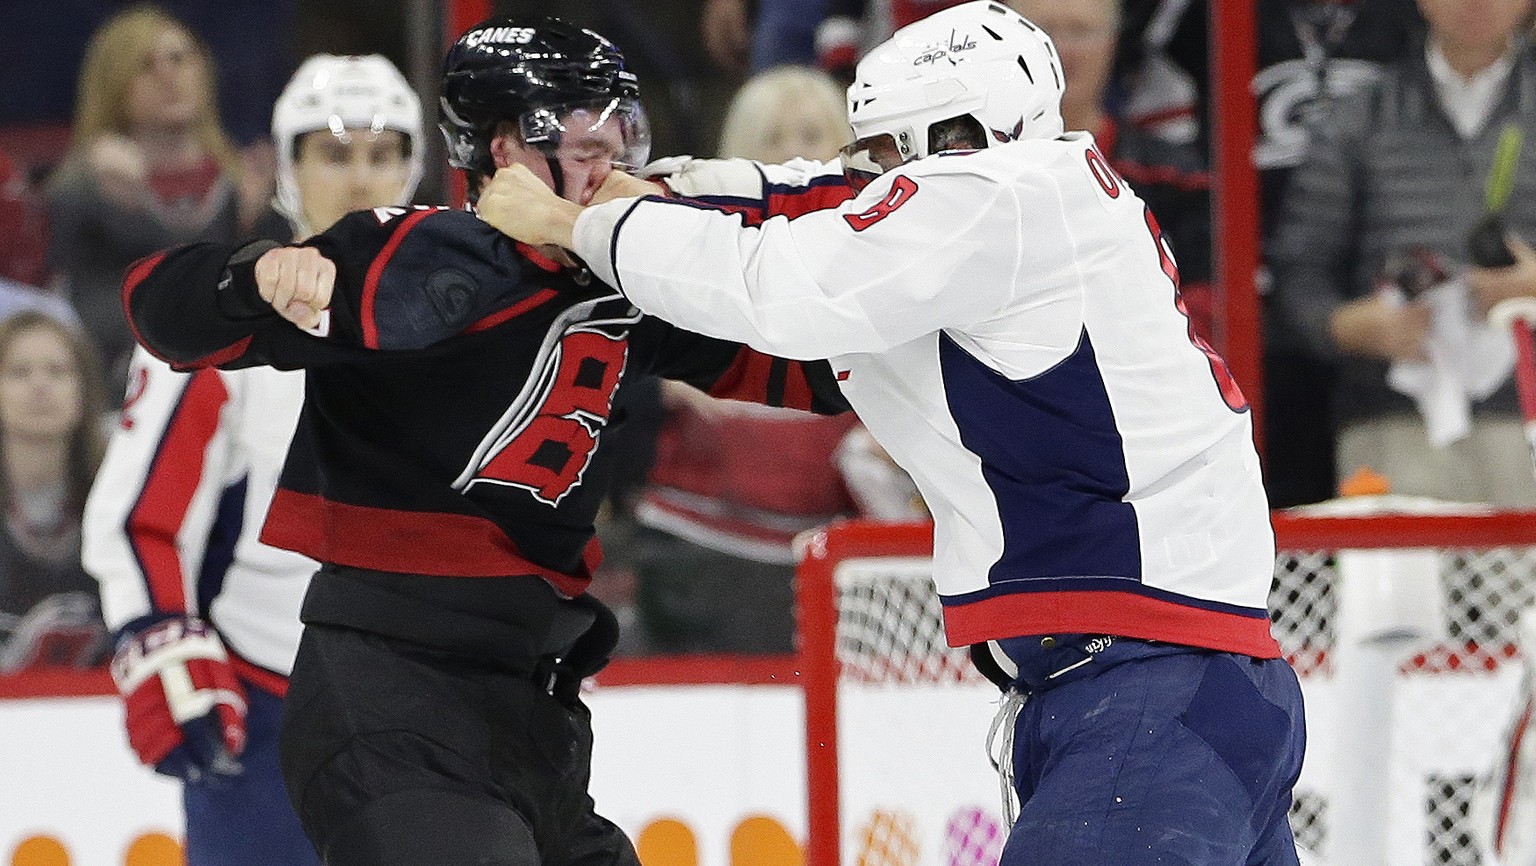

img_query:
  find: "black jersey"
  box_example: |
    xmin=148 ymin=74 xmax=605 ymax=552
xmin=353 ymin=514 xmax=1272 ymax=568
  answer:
xmin=124 ymin=206 xmax=848 ymax=657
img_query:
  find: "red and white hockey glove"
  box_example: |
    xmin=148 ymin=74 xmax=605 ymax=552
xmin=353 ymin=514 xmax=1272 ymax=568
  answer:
xmin=110 ymin=617 xmax=247 ymax=784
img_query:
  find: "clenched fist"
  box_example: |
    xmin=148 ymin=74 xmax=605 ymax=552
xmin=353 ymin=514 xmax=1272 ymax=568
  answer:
xmin=254 ymin=247 xmax=333 ymax=330
xmin=477 ymin=164 xmax=583 ymax=249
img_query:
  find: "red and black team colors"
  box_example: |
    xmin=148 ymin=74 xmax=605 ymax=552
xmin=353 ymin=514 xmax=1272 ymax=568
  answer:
xmin=121 ymin=17 xmax=848 ymax=865
xmin=123 ymin=203 xmax=846 ymax=863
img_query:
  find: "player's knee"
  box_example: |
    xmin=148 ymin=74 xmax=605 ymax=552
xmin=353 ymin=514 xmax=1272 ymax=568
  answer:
xmin=320 ymin=790 xmax=539 ymax=866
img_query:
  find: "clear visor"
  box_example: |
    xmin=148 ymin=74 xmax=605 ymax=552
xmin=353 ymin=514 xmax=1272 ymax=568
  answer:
xmin=520 ymin=97 xmax=651 ymax=172
xmin=321 ymin=112 xmax=404 ymax=145
xmin=839 ymin=133 xmax=908 ymax=193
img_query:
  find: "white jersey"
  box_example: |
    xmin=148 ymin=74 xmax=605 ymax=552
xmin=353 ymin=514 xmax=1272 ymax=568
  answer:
xmin=576 ymin=135 xmax=1279 ymax=656
xmin=83 ymin=348 xmax=313 ymax=681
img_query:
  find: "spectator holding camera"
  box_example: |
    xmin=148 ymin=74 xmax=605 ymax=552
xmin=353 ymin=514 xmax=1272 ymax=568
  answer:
xmin=1270 ymin=0 xmax=1536 ymax=506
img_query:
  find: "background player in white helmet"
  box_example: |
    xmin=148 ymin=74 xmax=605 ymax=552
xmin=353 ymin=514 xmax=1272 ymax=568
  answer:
xmin=83 ymin=53 xmax=421 ymax=866
xmin=480 ymin=1 xmax=1307 ymax=863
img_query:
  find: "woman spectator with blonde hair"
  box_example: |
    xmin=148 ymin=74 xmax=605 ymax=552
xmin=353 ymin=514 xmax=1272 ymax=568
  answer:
xmin=0 ymin=310 xmax=108 ymax=673
xmin=717 ymin=65 xmax=851 ymax=164
xmin=46 ymin=4 xmax=269 ymax=400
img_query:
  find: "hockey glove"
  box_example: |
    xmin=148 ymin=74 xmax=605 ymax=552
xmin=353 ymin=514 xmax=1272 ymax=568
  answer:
xmin=110 ymin=616 xmax=247 ymax=784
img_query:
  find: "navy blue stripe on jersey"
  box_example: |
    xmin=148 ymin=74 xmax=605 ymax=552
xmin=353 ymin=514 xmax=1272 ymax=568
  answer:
xmin=194 ymin=476 xmax=248 ymax=617
xmin=941 ymin=574 xmax=1271 ymax=619
xmin=938 ymin=329 xmax=1141 ymax=584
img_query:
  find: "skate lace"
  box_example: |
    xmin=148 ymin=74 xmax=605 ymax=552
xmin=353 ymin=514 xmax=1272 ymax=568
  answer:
xmin=985 ymin=687 xmax=1028 ymax=828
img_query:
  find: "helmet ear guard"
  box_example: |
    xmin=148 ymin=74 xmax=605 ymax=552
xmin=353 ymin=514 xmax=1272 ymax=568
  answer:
xmin=842 ymin=1 xmax=1065 ymax=184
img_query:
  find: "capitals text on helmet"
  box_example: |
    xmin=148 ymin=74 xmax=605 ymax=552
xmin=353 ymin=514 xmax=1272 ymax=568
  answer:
xmin=914 ymin=29 xmax=977 ymax=66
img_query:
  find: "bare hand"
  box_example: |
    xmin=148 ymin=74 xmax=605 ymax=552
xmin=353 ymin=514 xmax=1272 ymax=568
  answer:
xmin=1467 ymin=233 xmax=1536 ymax=316
xmin=700 ymin=0 xmax=751 ymax=74
xmin=88 ymin=135 xmax=149 ymax=210
xmin=1329 ymin=295 xmax=1431 ymax=362
xmin=253 ymin=247 xmax=333 ymax=330
xmin=591 ymin=170 xmax=666 ymax=205
xmin=478 ymin=164 xmax=582 ymax=248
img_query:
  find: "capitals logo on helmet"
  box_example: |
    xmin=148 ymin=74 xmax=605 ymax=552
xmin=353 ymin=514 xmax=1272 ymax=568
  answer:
xmin=438 ymin=16 xmax=650 ymax=185
xmin=841 ymin=1 xmax=1065 ymax=186
xmin=271 ymin=54 xmax=425 ymax=235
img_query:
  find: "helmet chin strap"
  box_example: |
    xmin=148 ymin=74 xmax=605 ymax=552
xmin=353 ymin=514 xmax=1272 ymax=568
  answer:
xmin=545 ymin=155 xmax=566 ymax=200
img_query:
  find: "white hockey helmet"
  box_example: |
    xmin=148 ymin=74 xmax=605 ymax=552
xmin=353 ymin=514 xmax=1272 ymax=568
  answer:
xmin=272 ymin=54 xmax=425 ymax=231
xmin=841 ymin=1 xmax=1065 ymax=188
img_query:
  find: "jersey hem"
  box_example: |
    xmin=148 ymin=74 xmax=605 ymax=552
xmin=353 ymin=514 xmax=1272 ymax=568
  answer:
xmin=942 ymin=588 xmax=1281 ymax=658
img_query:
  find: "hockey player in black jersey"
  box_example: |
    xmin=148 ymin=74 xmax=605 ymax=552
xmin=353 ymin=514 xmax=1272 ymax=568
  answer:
xmin=121 ymin=18 xmax=847 ymax=866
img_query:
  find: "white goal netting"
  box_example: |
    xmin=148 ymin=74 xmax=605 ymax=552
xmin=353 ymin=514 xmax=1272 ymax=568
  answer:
xmin=798 ymin=508 xmax=1536 ymax=866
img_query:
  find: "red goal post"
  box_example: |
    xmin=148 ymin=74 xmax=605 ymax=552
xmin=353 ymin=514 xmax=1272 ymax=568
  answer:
xmin=796 ymin=509 xmax=1536 ymax=866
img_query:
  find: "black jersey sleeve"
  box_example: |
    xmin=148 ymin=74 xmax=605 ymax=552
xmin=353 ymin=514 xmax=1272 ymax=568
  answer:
xmin=639 ymin=317 xmax=850 ymax=415
xmin=122 ymin=240 xmax=282 ymax=370
xmin=123 ymin=207 xmax=555 ymax=370
xmin=304 ymin=207 xmax=546 ymax=350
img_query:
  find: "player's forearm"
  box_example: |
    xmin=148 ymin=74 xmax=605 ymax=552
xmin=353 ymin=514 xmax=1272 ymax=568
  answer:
xmin=123 ymin=241 xmax=281 ymax=369
xmin=574 ymin=198 xmax=871 ymax=360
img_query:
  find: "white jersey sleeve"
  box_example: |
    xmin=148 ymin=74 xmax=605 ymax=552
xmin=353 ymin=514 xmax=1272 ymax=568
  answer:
xmin=85 ymin=351 xmax=233 ymax=630
xmin=83 ymin=348 xmax=312 ymax=676
xmin=576 ymin=156 xmax=1024 ymax=360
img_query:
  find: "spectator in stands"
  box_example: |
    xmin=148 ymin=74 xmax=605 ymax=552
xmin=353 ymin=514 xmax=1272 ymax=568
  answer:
xmin=702 ymin=0 xmax=827 ymax=75
xmin=1270 ymin=0 xmax=1536 ymax=507
xmin=815 ymin=0 xmax=971 ymax=81
xmin=1257 ymin=0 xmax=1423 ymax=507
xmin=46 ymin=4 xmax=265 ymax=402
xmin=717 ymin=65 xmax=852 ymax=163
xmin=0 ymin=310 xmax=107 ymax=673
xmin=1104 ymin=0 xmax=1421 ymax=507
xmin=1006 ymin=0 xmax=1215 ymax=339
xmin=629 ymin=67 xmax=922 ymax=654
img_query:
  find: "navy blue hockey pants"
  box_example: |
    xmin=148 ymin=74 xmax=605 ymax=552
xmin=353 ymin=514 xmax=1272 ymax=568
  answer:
xmin=996 ymin=635 xmax=1306 ymax=865
xmin=184 ymin=680 xmax=320 ymax=866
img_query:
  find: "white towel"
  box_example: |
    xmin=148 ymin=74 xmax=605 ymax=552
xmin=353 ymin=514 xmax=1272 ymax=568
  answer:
xmin=1387 ymin=277 xmax=1516 ymax=447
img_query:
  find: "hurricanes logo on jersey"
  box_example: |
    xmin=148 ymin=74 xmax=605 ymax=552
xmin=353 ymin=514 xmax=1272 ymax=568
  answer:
xmin=453 ymin=293 xmax=639 ymax=505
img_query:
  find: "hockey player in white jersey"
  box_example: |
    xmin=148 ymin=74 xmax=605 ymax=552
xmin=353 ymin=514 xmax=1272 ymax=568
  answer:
xmin=83 ymin=54 xmax=422 ymax=866
xmin=477 ymin=2 xmax=1307 ymax=862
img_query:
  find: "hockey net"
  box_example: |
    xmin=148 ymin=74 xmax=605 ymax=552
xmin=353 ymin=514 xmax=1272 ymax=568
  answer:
xmin=795 ymin=506 xmax=1536 ymax=866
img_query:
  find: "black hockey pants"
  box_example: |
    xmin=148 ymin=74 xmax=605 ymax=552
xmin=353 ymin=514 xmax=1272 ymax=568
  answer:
xmin=278 ymin=623 xmax=639 ymax=866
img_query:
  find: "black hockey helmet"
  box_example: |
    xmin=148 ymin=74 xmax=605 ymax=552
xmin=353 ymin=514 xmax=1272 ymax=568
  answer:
xmin=439 ymin=17 xmax=649 ymax=182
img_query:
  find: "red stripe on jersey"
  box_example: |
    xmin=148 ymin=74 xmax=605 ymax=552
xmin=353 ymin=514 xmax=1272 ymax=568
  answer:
xmin=184 ymin=336 xmax=253 ymax=371
xmin=764 ymin=183 xmax=855 ymax=219
xmin=260 ymin=489 xmax=597 ymax=597
xmin=705 ymin=348 xmax=775 ymax=402
xmin=463 ymin=288 xmax=560 ymax=334
xmin=361 ymin=209 xmax=435 ymax=349
xmin=126 ymin=369 xmax=231 ymax=612
xmin=231 ymin=655 xmax=288 ymax=698
xmin=122 ymin=252 xmax=169 ymax=362
xmin=942 ymin=589 xmax=1281 ymax=658
xmin=515 ymin=242 xmax=565 ymax=273
xmin=780 ymin=361 xmax=815 ymax=411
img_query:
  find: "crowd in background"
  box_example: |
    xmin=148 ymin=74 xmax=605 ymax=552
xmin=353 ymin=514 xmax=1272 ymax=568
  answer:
xmin=0 ymin=0 xmax=1530 ymax=669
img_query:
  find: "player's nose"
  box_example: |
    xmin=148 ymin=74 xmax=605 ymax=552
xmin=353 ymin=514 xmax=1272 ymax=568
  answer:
xmin=578 ymin=163 xmax=614 ymax=206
